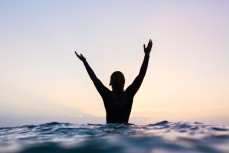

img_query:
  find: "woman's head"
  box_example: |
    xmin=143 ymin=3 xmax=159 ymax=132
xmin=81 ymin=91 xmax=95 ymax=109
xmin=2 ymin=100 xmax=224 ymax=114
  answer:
xmin=110 ymin=71 xmax=125 ymax=91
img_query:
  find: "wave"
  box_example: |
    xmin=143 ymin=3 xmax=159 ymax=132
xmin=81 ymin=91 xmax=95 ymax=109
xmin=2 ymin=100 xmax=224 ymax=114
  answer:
xmin=0 ymin=121 xmax=228 ymax=153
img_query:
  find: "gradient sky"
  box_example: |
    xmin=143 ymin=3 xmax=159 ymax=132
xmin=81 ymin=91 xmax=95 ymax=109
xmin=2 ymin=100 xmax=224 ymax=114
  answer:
xmin=1 ymin=0 xmax=229 ymax=126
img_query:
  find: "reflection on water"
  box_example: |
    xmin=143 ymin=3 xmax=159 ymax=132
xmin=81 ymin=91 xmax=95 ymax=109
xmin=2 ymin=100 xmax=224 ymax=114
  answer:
xmin=0 ymin=121 xmax=229 ymax=153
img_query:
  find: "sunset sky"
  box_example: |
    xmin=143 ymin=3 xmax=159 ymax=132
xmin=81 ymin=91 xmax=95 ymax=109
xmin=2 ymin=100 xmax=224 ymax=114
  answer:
xmin=1 ymin=0 xmax=229 ymax=126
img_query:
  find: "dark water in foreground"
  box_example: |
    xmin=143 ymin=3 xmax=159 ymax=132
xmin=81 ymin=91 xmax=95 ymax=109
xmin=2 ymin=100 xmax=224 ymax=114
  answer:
xmin=0 ymin=121 xmax=229 ymax=153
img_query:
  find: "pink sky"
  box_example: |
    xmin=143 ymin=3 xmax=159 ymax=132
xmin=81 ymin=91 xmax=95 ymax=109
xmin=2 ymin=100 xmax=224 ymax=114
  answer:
xmin=0 ymin=0 xmax=229 ymax=126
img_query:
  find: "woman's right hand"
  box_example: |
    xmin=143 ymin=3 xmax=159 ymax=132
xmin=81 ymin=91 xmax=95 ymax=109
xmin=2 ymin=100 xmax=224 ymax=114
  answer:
xmin=144 ymin=39 xmax=153 ymax=56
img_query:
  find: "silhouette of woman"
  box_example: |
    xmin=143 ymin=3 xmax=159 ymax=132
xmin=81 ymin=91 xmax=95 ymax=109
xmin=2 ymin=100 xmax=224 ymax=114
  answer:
xmin=75 ymin=39 xmax=153 ymax=123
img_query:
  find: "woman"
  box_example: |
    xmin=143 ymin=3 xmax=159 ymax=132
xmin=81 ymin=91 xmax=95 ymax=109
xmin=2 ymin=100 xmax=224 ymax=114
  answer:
xmin=75 ymin=39 xmax=152 ymax=123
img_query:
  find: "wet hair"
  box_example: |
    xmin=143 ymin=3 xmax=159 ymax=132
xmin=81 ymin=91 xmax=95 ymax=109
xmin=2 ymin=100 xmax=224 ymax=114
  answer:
xmin=109 ymin=71 xmax=125 ymax=91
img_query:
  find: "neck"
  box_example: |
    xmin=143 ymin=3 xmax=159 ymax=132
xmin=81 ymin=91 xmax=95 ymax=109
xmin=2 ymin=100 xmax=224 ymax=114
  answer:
xmin=112 ymin=89 xmax=123 ymax=93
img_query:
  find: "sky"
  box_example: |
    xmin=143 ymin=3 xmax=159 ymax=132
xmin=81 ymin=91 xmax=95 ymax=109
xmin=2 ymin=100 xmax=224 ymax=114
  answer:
xmin=0 ymin=0 xmax=229 ymax=127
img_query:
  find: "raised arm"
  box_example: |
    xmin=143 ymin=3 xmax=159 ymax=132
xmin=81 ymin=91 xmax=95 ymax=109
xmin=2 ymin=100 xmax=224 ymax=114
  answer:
xmin=126 ymin=39 xmax=153 ymax=96
xmin=75 ymin=52 xmax=97 ymax=82
xmin=75 ymin=51 xmax=109 ymax=97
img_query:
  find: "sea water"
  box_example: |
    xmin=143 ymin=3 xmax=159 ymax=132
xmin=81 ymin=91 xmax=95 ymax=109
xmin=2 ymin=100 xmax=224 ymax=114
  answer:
xmin=0 ymin=121 xmax=229 ymax=153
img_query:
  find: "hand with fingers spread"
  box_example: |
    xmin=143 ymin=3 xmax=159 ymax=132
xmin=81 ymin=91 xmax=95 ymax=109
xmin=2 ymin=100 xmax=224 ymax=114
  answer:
xmin=75 ymin=51 xmax=86 ymax=62
xmin=144 ymin=39 xmax=153 ymax=56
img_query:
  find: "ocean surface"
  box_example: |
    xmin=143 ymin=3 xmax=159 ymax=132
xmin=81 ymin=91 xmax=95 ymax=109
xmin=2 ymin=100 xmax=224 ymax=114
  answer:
xmin=0 ymin=121 xmax=229 ymax=153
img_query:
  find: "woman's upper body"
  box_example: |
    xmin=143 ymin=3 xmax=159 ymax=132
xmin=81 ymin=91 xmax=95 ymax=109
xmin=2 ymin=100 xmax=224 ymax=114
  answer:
xmin=75 ymin=39 xmax=152 ymax=123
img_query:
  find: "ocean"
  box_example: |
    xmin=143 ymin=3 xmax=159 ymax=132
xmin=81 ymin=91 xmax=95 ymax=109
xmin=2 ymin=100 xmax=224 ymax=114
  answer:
xmin=0 ymin=121 xmax=228 ymax=153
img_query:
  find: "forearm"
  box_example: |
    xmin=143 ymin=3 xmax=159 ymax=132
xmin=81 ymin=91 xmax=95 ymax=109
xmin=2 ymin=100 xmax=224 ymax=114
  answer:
xmin=82 ymin=60 xmax=98 ymax=82
xmin=139 ymin=54 xmax=149 ymax=77
xmin=82 ymin=60 xmax=109 ymax=97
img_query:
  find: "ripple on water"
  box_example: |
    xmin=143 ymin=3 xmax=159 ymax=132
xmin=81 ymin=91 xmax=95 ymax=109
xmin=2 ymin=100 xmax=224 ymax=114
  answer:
xmin=0 ymin=121 xmax=229 ymax=153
